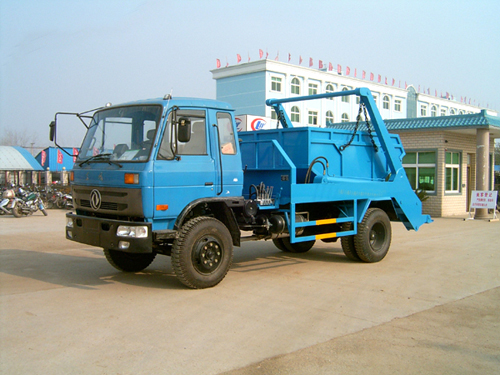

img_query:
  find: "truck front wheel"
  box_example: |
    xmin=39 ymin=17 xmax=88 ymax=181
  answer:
xmin=354 ymin=208 xmax=391 ymax=263
xmin=103 ymin=249 xmax=156 ymax=272
xmin=172 ymin=217 xmax=233 ymax=289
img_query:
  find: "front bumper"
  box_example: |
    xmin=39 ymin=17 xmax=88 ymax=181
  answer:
xmin=66 ymin=212 xmax=152 ymax=253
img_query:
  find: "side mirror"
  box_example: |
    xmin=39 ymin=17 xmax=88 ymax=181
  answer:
xmin=49 ymin=121 xmax=56 ymax=142
xmin=177 ymin=117 xmax=191 ymax=143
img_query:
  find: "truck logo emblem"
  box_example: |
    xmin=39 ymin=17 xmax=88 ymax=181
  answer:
xmin=90 ymin=189 xmax=101 ymax=210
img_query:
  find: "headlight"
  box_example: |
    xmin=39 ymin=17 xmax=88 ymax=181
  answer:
xmin=116 ymin=225 xmax=148 ymax=238
xmin=66 ymin=217 xmax=74 ymax=228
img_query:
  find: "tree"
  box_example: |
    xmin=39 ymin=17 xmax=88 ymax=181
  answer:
xmin=0 ymin=129 xmax=37 ymax=148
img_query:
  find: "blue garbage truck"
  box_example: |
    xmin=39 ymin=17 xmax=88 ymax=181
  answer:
xmin=50 ymin=88 xmax=431 ymax=288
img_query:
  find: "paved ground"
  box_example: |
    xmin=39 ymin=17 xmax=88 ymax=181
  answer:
xmin=0 ymin=209 xmax=499 ymax=374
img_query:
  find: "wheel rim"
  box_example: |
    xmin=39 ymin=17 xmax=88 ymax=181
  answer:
xmin=369 ymin=223 xmax=386 ymax=252
xmin=192 ymin=236 xmax=223 ymax=274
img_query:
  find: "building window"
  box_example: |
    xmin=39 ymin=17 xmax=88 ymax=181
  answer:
xmin=341 ymin=113 xmax=349 ymax=122
xmin=459 ymin=110 xmax=464 ymax=115
xmin=445 ymin=151 xmax=461 ymax=193
xmin=291 ymin=106 xmax=300 ymax=122
xmin=431 ymin=105 xmax=437 ymax=117
xmin=403 ymin=151 xmax=436 ymax=192
xmin=441 ymin=108 xmax=447 ymax=116
xmin=341 ymin=87 xmax=350 ymax=103
xmin=450 ymin=108 xmax=456 ymax=115
xmin=383 ymin=95 xmax=390 ymax=110
xmin=271 ymin=76 xmax=282 ymax=92
xmin=291 ymin=77 xmax=300 ymax=95
xmin=421 ymin=105 xmax=427 ymax=117
xmin=271 ymin=111 xmax=277 ymax=120
xmin=309 ymin=83 xmax=318 ymax=95
xmin=325 ymin=84 xmax=334 ymax=100
xmin=394 ymin=99 xmax=402 ymax=112
xmin=325 ymin=111 xmax=334 ymax=126
xmin=308 ymin=111 xmax=318 ymax=126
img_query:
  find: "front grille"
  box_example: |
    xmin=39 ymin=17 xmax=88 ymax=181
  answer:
xmin=72 ymin=185 xmax=143 ymax=217
xmin=80 ymin=200 xmax=122 ymax=211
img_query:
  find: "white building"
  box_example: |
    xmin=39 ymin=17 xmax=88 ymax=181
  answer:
xmin=211 ymin=59 xmax=496 ymax=127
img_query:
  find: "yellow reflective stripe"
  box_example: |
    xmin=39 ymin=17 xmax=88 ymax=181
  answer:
xmin=316 ymin=232 xmax=338 ymax=240
xmin=316 ymin=218 xmax=337 ymax=225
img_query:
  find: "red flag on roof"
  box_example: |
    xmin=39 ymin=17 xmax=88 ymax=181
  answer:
xmin=328 ymin=62 xmax=333 ymax=71
xmin=259 ymin=49 xmax=263 ymax=59
xmin=237 ymin=54 xmax=241 ymax=63
xmin=337 ymin=64 xmax=341 ymax=74
xmin=319 ymin=60 xmax=324 ymax=69
xmin=216 ymin=59 xmax=221 ymax=68
xmin=370 ymin=72 xmax=374 ymax=81
xmin=288 ymin=53 xmax=291 ymax=62
xmin=362 ymin=71 xmax=366 ymax=79
xmin=309 ymin=58 xmax=313 ymax=67
xmin=299 ymin=56 xmax=303 ymax=65
xmin=378 ymin=75 xmax=381 ymax=83
xmin=346 ymin=66 xmax=350 ymax=75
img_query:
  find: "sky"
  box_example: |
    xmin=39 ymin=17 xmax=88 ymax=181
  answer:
xmin=1 ymin=0 xmax=499 ymax=149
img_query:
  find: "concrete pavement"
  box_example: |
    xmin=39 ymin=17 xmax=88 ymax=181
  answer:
xmin=1 ymin=209 xmax=499 ymax=374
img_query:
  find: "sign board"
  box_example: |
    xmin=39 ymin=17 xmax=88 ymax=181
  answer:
xmin=235 ymin=115 xmax=274 ymax=132
xmin=469 ymin=190 xmax=498 ymax=210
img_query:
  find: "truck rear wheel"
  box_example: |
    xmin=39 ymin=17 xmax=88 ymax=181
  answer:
xmin=103 ymin=249 xmax=156 ymax=272
xmin=281 ymin=237 xmax=315 ymax=253
xmin=354 ymin=208 xmax=391 ymax=263
xmin=272 ymin=238 xmax=291 ymax=252
xmin=340 ymin=222 xmax=361 ymax=261
xmin=172 ymin=217 xmax=233 ymax=289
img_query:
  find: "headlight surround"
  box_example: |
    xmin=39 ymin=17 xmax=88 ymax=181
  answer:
xmin=116 ymin=225 xmax=148 ymax=238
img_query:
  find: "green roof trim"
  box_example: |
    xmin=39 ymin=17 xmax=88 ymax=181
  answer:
xmin=328 ymin=110 xmax=500 ymax=132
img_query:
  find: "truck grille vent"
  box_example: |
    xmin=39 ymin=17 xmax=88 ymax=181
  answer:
xmin=80 ymin=200 xmax=125 ymax=211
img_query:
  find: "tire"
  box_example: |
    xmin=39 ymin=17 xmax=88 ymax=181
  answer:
xmin=273 ymin=238 xmax=291 ymax=252
xmin=103 ymin=249 xmax=156 ymax=272
xmin=12 ymin=204 xmax=23 ymax=218
xmin=281 ymin=237 xmax=315 ymax=253
xmin=172 ymin=217 xmax=233 ymax=289
xmin=340 ymin=222 xmax=361 ymax=261
xmin=354 ymin=208 xmax=391 ymax=263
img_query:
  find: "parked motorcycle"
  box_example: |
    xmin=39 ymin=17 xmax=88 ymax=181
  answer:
xmin=0 ymin=189 xmax=19 ymax=215
xmin=12 ymin=188 xmax=48 ymax=217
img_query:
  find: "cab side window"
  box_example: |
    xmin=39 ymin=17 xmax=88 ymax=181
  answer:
xmin=157 ymin=109 xmax=207 ymax=159
xmin=217 ymin=112 xmax=236 ymax=155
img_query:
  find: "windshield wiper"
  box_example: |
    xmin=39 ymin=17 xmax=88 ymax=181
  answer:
xmin=78 ymin=153 xmax=122 ymax=168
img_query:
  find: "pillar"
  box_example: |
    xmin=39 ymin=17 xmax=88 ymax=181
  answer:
xmin=474 ymin=128 xmax=490 ymax=219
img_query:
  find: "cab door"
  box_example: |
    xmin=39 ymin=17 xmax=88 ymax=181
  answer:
xmin=153 ymin=108 xmax=216 ymax=224
xmin=210 ymin=110 xmax=244 ymax=197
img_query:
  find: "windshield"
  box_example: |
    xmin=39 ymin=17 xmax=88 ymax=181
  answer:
xmin=77 ymin=105 xmax=163 ymax=162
